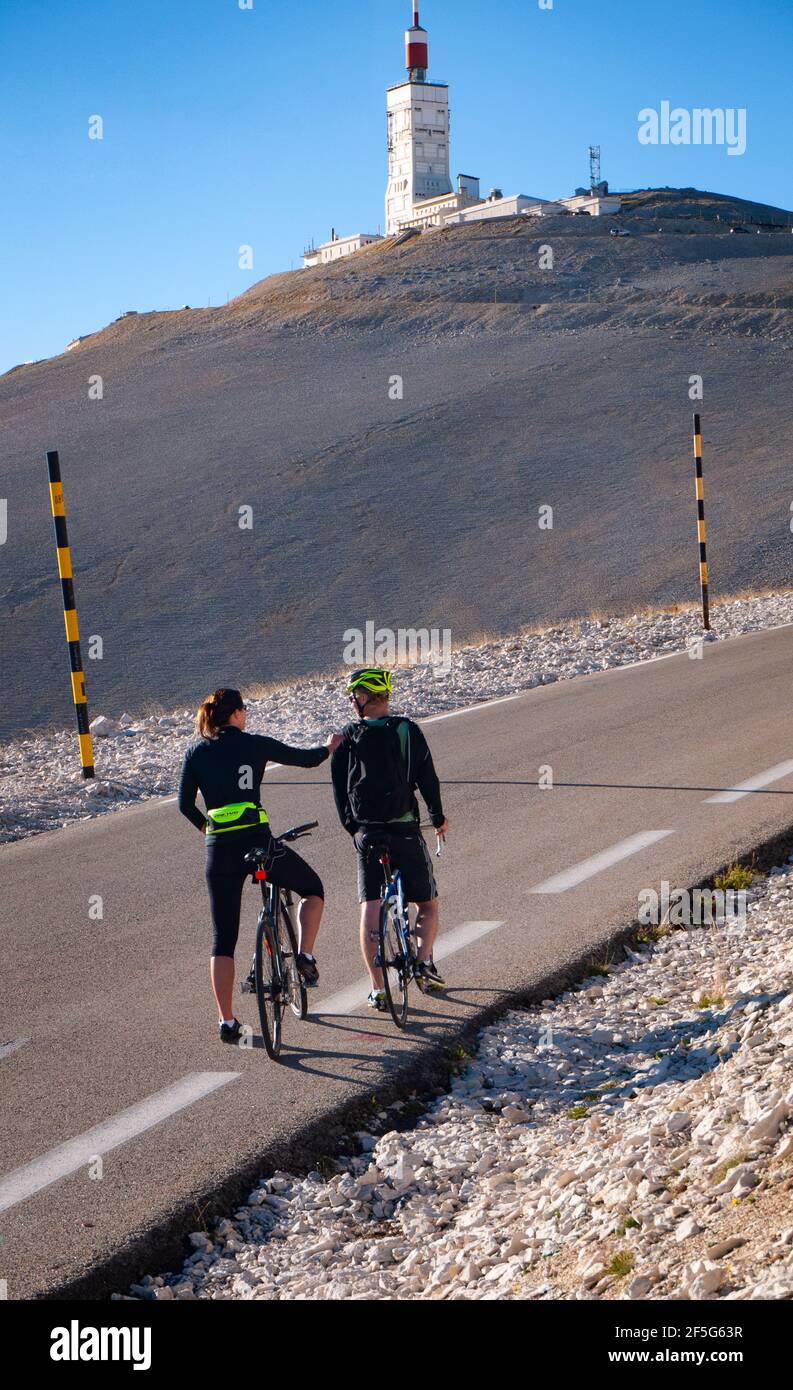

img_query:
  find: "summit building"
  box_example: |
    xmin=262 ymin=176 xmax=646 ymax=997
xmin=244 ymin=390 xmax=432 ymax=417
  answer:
xmin=303 ymin=2 xmax=619 ymax=267
xmin=385 ymin=5 xmax=481 ymax=234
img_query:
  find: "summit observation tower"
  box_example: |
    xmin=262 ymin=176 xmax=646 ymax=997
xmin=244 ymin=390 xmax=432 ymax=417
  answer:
xmin=384 ymin=4 xmax=456 ymax=235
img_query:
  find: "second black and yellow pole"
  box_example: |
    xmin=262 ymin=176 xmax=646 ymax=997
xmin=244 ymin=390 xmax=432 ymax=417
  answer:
xmin=46 ymin=449 xmax=95 ymax=778
xmin=692 ymin=413 xmax=711 ymax=631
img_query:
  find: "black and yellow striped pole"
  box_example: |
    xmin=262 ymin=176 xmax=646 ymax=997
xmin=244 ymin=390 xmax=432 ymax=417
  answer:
xmin=46 ymin=450 xmax=95 ymax=778
xmin=692 ymin=413 xmax=711 ymax=631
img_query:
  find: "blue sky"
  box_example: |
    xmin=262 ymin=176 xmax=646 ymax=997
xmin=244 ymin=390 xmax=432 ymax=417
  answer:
xmin=1 ymin=0 xmax=791 ymax=374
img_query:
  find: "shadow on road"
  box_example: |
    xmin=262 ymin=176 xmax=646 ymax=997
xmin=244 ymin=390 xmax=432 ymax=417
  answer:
xmin=241 ymin=985 xmax=513 ymax=1079
xmin=265 ymin=778 xmax=793 ymax=797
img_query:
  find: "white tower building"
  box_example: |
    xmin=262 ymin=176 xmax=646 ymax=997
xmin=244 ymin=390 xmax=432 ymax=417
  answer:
xmin=385 ymin=4 xmax=454 ymax=234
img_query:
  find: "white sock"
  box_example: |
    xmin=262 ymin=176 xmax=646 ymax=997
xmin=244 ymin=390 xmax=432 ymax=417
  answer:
xmin=302 ymin=952 xmax=314 ymax=961
xmin=221 ymin=1018 xmax=236 ymax=1027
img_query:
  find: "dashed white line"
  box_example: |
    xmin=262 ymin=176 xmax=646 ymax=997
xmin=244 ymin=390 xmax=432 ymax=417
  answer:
xmin=318 ymin=920 xmax=505 ymax=1016
xmin=703 ymin=759 xmax=793 ymax=805
xmin=0 ymin=1072 xmax=240 ymax=1215
xmin=529 ymin=830 xmax=674 ymax=894
xmin=0 ymin=1038 xmax=31 ymax=1061
xmin=432 ymin=919 xmax=506 ymax=958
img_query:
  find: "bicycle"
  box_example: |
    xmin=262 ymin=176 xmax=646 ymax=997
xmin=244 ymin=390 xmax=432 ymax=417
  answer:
xmin=242 ymin=820 xmax=318 ymax=1059
xmin=374 ymin=825 xmax=444 ymax=1029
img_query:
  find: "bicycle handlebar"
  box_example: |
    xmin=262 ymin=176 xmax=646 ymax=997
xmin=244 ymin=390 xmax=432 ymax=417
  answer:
xmin=419 ymin=821 xmax=445 ymax=857
xmin=244 ymin=819 xmax=318 ymax=871
xmin=280 ymin=820 xmax=318 ymax=842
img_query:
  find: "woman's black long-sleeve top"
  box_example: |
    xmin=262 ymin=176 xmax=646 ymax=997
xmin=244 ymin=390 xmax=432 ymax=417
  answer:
xmin=178 ymin=726 xmax=329 ymax=833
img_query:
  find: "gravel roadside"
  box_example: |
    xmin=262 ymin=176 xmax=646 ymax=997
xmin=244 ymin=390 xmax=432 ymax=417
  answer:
xmin=119 ymin=855 xmax=793 ymax=1303
xmin=3 ymin=589 xmax=792 ymax=845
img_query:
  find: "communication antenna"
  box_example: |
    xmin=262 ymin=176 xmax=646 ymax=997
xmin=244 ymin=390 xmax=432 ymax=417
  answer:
xmin=406 ymin=1 xmax=428 ymax=81
xmin=589 ymin=145 xmax=601 ymax=191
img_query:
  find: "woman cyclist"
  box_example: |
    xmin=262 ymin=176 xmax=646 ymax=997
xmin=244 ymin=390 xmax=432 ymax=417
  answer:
xmin=178 ymin=687 xmax=341 ymax=1043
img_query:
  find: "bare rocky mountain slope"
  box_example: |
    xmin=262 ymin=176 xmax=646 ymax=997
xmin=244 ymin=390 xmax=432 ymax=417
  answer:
xmin=1 ymin=188 xmax=792 ymax=736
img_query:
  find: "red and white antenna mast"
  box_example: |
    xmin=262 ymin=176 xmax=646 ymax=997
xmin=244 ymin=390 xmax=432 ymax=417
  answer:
xmin=405 ymin=1 xmax=429 ymax=82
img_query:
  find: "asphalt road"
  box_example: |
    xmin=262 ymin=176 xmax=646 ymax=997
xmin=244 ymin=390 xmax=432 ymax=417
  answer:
xmin=2 ymin=624 xmax=793 ymax=1298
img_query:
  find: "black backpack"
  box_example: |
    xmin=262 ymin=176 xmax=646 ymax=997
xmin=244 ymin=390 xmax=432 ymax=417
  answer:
xmin=345 ymin=717 xmax=413 ymax=824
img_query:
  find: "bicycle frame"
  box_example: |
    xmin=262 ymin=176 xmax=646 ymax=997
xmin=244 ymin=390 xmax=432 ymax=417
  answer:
xmin=245 ymin=863 xmax=306 ymax=1055
xmin=378 ymin=852 xmax=414 ymax=970
xmin=241 ymin=821 xmax=315 ymax=1057
xmin=250 ymin=867 xmax=280 ymax=971
xmin=254 ymin=868 xmax=292 ymax=921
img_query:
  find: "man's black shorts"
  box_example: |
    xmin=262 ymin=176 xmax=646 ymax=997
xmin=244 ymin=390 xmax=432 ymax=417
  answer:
xmin=354 ymin=828 xmax=438 ymax=904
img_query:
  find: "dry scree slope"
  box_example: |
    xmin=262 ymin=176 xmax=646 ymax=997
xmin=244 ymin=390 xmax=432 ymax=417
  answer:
xmin=1 ymin=188 xmax=792 ymax=736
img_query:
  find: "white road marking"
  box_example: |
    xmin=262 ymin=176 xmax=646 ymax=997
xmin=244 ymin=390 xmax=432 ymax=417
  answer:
xmin=0 ymin=1072 xmax=240 ymax=1215
xmin=318 ymin=921 xmax=505 ymax=1016
xmin=423 ymin=648 xmax=689 ymax=727
xmin=423 ymin=695 xmax=523 ymax=724
xmin=529 ymin=830 xmax=674 ymax=894
xmin=703 ymin=759 xmax=793 ymax=805
xmin=155 ymin=629 xmax=793 ymax=808
xmin=316 ymin=979 xmax=379 ymax=1019
xmin=432 ymin=919 xmax=505 ymax=958
xmin=0 ymin=1038 xmax=31 ymax=1061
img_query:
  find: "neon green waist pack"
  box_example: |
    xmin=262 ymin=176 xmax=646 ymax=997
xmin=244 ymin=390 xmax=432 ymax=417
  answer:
xmin=205 ymin=802 xmax=269 ymax=835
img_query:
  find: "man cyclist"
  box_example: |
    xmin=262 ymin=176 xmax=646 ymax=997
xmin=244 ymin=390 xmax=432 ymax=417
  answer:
xmin=331 ymin=668 xmax=449 ymax=1011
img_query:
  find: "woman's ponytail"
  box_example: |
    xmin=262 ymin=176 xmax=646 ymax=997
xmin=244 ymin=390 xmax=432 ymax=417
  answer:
xmin=195 ymin=687 xmax=243 ymax=739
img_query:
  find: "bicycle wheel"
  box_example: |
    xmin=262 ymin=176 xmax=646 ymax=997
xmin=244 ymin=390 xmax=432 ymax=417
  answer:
xmin=255 ymin=908 xmax=284 ymax=1059
xmin=277 ymin=893 xmax=307 ymax=1020
xmin=379 ymin=899 xmax=409 ymax=1028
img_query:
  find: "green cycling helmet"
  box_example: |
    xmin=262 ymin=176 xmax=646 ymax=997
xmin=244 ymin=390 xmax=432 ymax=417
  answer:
xmin=346 ymin=668 xmax=394 ymax=696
